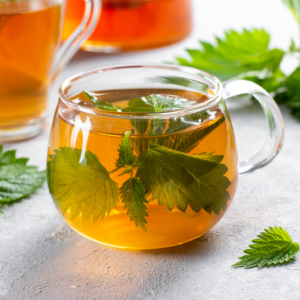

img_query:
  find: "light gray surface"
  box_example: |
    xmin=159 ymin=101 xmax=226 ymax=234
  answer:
xmin=1 ymin=0 xmax=300 ymax=299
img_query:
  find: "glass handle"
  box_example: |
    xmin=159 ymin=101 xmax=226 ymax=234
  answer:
xmin=223 ymin=80 xmax=284 ymax=176
xmin=51 ymin=0 xmax=101 ymax=82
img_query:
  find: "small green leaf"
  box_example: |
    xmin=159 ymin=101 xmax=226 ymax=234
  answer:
xmin=85 ymin=91 xmax=121 ymax=112
xmin=84 ymin=91 xmax=98 ymax=101
xmin=124 ymin=95 xmax=195 ymax=113
xmin=136 ymin=144 xmax=231 ymax=214
xmin=47 ymin=147 xmax=119 ymax=223
xmin=116 ymin=131 xmax=137 ymax=168
xmin=145 ymin=94 xmax=195 ymax=112
xmin=232 ymin=227 xmax=299 ymax=269
xmin=0 ymin=146 xmax=46 ymax=205
xmin=127 ymin=94 xmax=201 ymax=152
xmin=123 ymin=98 xmax=156 ymax=113
xmin=120 ymin=177 xmax=148 ymax=231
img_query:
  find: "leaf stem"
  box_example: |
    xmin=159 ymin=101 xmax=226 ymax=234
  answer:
xmin=109 ymin=167 xmax=120 ymax=174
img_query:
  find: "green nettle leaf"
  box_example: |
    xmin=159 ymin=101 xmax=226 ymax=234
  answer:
xmin=116 ymin=131 xmax=137 ymax=168
xmin=175 ymin=29 xmax=285 ymax=82
xmin=233 ymin=227 xmax=300 ymax=269
xmin=126 ymin=94 xmax=198 ymax=138
xmin=123 ymin=98 xmax=156 ymax=113
xmin=168 ymin=114 xmax=225 ymax=153
xmin=243 ymin=68 xmax=286 ymax=95
xmin=0 ymin=146 xmax=46 ymax=206
xmin=136 ymin=144 xmax=231 ymax=215
xmin=282 ymin=0 xmax=300 ymax=24
xmin=130 ymin=119 xmax=149 ymax=135
xmin=47 ymin=147 xmax=119 ymax=222
xmin=149 ymin=118 xmax=167 ymax=136
xmin=280 ymin=67 xmax=300 ymax=118
xmin=145 ymin=94 xmax=196 ymax=111
xmin=124 ymin=95 xmax=195 ymax=113
xmin=130 ymin=114 xmax=225 ymax=156
xmin=120 ymin=177 xmax=148 ymax=231
xmin=84 ymin=91 xmax=121 ymax=112
xmin=166 ymin=111 xmax=209 ymax=134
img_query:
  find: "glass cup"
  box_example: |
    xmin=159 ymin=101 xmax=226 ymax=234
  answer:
xmin=0 ymin=0 xmax=100 ymax=142
xmin=62 ymin=0 xmax=193 ymax=52
xmin=47 ymin=64 xmax=284 ymax=250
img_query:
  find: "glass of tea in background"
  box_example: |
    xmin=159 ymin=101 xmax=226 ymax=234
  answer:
xmin=47 ymin=64 xmax=284 ymax=249
xmin=0 ymin=0 xmax=100 ymax=142
xmin=63 ymin=0 xmax=193 ymax=52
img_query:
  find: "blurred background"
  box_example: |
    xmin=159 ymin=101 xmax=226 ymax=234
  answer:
xmin=50 ymin=0 xmax=299 ymax=112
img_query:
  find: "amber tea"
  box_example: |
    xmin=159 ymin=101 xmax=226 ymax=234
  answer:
xmin=63 ymin=0 xmax=192 ymax=52
xmin=0 ymin=0 xmax=98 ymax=142
xmin=0 ymin=1 xmax=61 ymax=129
xmin=47 ymin=88 xmax=239 ymax=249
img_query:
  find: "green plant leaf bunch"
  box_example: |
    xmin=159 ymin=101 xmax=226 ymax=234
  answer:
xmin=175 ymin=0 xmax=300 ymax=121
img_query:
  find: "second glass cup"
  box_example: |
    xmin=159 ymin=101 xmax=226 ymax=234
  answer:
xmin=47 ymin=64 xmax=284 ymax=249
xmin=0 ymin=0 xmax=99 ymax=142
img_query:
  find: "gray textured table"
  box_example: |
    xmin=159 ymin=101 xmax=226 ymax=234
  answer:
xmin=1 ymin=0 xmax=300 ymax=299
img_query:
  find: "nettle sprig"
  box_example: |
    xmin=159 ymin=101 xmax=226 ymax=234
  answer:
xmin=48 ymin=93 xmax=231 ymax=233
xmin=115 ymin=132 xmax=148 ymax=231
xmin=175 ymin=0 xmax=300 ymax=121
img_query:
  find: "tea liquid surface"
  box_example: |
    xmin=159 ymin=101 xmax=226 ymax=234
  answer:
xmin=0 ymin=2 xmax=61 ymax=128
xmin=48 ymin=89 xmax=238 ymax=249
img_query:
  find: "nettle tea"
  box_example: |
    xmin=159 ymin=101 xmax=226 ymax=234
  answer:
xmin=0 ymin=0 xmax=98 ymax=142
xmin=47 ymin=88 xmax=238 ymax=249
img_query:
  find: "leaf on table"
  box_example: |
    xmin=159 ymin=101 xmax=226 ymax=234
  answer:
xmin=242 ymin=68 xmax=286 ymax=95
xmin=282 ymin=0 xmax=300 ymax=24
xmin=47 ymin=147 xmax=119 ymax=222
xmin=175 ymin=29 xmax=285 ymax=82
xmin=120 ymin=177 xmax=148 ymax=231
xmin=276 ymin=67 xmax=300 ymax=120
xmin=116 ymin=131 xmax=137 ymax=168
xmin=136 ymin=143 xmax=231 ymax=215
xmin=0 ymin=146 xmax=46 ymax=204
xmin=232 ymin=227 xmax=299 ymax=268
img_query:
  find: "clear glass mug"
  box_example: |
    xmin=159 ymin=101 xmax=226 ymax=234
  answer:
xmin=62 ymin=0 xmax=193 ymax=52
xmin=0 ymin=0 xmax=100 ymax=142
xmin=47 ymin=64 xmax=284 ymax=250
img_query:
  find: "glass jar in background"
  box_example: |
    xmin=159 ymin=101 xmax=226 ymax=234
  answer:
xmin=62 ymin=0 xmax=193 ymax=52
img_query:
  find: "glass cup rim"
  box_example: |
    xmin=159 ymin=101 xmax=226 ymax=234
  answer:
xmin=59 ymin=63 xmax=224 ymax=119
